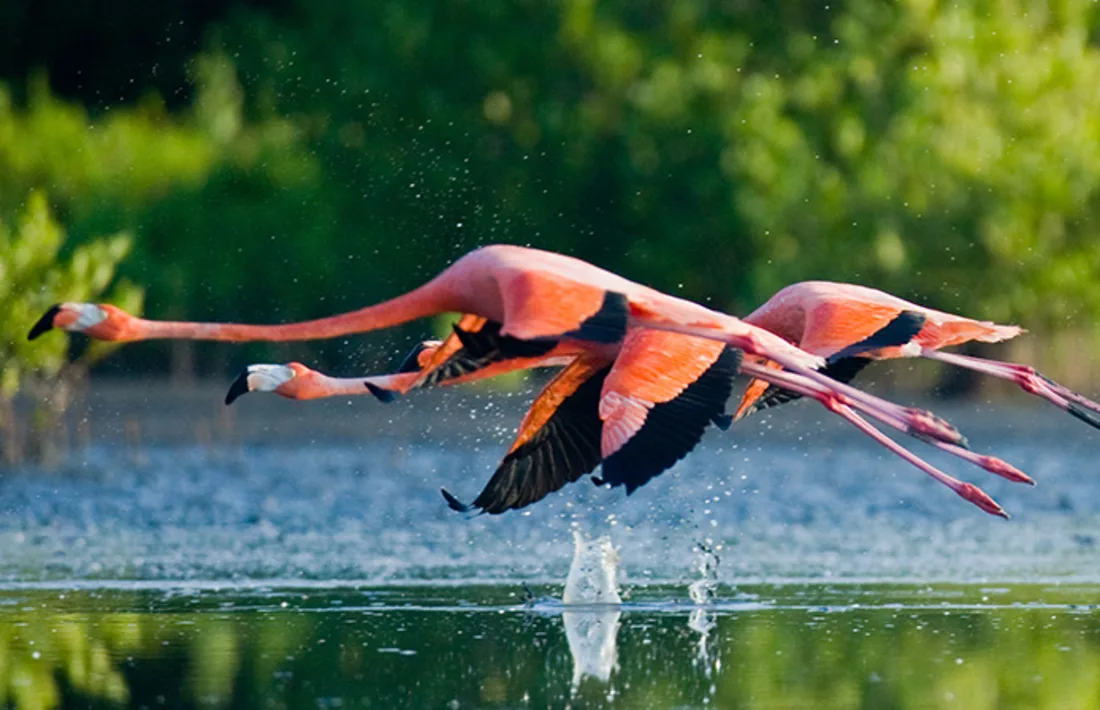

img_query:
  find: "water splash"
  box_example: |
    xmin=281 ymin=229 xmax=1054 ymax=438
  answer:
xmin=688 ymin=540 xmax=721 ymax=679
xmin=562 ymin=530 xmax=621 ymax=690
xmin=563 ymin=531 xmax=621 ymax=605
xmin=688 ymin=540 xmax=721 ymax=605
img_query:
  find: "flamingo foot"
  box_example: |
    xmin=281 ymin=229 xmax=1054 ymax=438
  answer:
xmin=956 ymin=482 xmax=1009 ymax=519
xmin=924 ymin=350 xmax=1100 ymax=432
xmin=973 ymin=452 xmax=1035 ymax=486
xmin=825 ymin=399 xmax=1010 ymax=518
xmin=906 ymin=410 xmax=969 ymax=449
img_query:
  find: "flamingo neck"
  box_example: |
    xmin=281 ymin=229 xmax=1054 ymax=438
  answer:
xmin=298 ymin=372 xmax=422 ymax=400
xmin=742 ymin=299 xmax=805 ymax=344
xmin=132 ymin=281 xmax=452 ymax=342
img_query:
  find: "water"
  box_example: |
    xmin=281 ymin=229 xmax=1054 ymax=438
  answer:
xmin=2 ymin=389 xmax=1099 ymax=707
xmin=0 ymin=583 xmax=1097 ymax=708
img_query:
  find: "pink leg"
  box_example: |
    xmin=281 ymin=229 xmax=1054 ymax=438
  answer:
xmin=743 ymin=361 xmax=1029 ymax=491
xmin=825 ymin=400 xmax=1009 ymax=518
xmin=922 ymin=350 xmax=1100 ymax=430
xmin=740 ymin=361 xmax=966 ymax=448
xmin=629 ymin=313 xmax=967 ymax=446
xmin=743 ymin=361 xmax=1025 ymax=486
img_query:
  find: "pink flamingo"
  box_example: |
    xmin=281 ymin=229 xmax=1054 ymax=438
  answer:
xmin=29 ymin=245 xmax=1010 ymax=516
xmin=227 ymin=327 xmax=743 ymax=514
xmin=221 ymin=310 xmax=1030 ymax=517
xmin=734 ymin=281 xmax=1100 ymax=430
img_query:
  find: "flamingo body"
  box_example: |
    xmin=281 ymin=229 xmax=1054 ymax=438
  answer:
xmin=744 ymin=281 xmax=1022 ymax=360
xmin=734 ymin=281 xmax=1100 ymax=435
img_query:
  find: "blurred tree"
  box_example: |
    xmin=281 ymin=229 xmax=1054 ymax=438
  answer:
xmin=217 ymin=0 xmax=1100 ymax=324
xmin=2 ymin=0 xmax=1100 ymax=379
xmin=0 ymin=193 xmax=141 ymax=463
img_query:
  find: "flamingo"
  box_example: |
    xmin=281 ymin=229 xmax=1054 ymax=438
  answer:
xmin=224 ymin=308 xmax=1031 ymax=517
xmin=225 ymin=326 xmax=743 ymax=514
xmin=734 ymin=281 xmax=1100 ymax=431
xmin=28 ymin=244 xmax=1010 ymax=516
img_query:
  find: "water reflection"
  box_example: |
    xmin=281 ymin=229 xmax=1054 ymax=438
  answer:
xmin=563 ymin=608 xmax=621 ymax=689
xmin=0 ymin=584 xmax=1096 ymax=708
xmin=688 ymin=607 xmax=719 ymax=678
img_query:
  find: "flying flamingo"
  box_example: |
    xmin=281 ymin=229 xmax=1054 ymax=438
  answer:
xmin=28 ymin=244 xmax=1009 ymax=515
xmin=225 ymin=325 xmax=744 ymax=514
xmin=734 ymin=281 xmax=1100 ymax=430
xmin=224 ymin=308 xmax=1031 ymax=517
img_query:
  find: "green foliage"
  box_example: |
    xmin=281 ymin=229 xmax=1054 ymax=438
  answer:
xmin=0 ymin=194 xmax=141 ymax=463
xmin=4 ymin=0 xmax=1100 ymax=378
xmin=215 ymin=0 xmax=1100 ymax=326
xmin=0 ymin=77 xmax=215 ymax=215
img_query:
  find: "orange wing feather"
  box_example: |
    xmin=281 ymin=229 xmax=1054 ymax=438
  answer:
xmin=598 ymin=328 xmax=726 ymax=457
xmin=507 ymin=354 xmax=602 ymax=452
xmin=595 ymin=330 xmax=740 ymax=498
xmin=599 ymin=330 xmax=729 ymax=458
xmin=797 ymin=300 xmax=903 ymax=358
xmin=733 ymin=358 xmax=782 ymax=420
xmin=497 ymin=269 xmax=620 ymax=341
xmin=408 ymin=313 xmax=487 ymax=390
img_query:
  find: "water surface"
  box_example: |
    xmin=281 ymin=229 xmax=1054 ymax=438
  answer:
xmin=2 ymin=392 xmax=1099 ymax=707
xmin=1 ymin=583 xmax=1098 ymax=708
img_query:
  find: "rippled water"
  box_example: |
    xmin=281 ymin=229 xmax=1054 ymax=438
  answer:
xmin=1 ymin=583 xmax=1098 ymax=708
xmin=1 ymin=388 xmax=1098 ymax=707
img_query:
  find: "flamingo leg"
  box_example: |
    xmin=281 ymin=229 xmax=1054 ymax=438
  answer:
xmin=742 ymin=362 xmax=1026 ymax=503
xmin=736 ymin=359 xmax=966 ymax=448
xmin=922 ymin=349 xmax=1100 ymax=430
xmin=824 ymin=400 xmax=1008 ymax=518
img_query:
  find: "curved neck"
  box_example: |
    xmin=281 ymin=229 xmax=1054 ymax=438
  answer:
xmin=742 ymin=296 xmax=805 ymax=344
xmin=133 ymin=280 xmax=451 ymax=342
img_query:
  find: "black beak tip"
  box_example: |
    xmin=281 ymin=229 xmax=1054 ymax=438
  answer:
xmin=225 ymin=372 xmax=250 ymax=406
xmin=28 ymin=304 xmax=62 ymax=341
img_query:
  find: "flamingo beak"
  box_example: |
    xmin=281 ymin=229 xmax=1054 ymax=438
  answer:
xmin=224 ymin=373 xmax=251 ymax=406
xmin=28 ymin=304 xmax=62 ymax=341
xmin=225 ymin=364 xmax=297 ymax=405
xmin=28 ymin=303 xmax=108 ymax=340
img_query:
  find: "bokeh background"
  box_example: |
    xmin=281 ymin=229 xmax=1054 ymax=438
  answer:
xmin=4 ymin=0 xmax=1100 ymax=459
xmin=3 ymin=5 xmax=1100 ymax=708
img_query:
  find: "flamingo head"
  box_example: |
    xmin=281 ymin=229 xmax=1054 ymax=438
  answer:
xmin=28 ymin=303 xmax=137 ymax=341
xmin=225 ymin=362 xmax=319 ymax=405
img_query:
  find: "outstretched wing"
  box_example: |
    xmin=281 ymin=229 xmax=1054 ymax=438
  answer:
xmin=598 ymin=330 xmax=741 ymax=494
xmin=368 ymin=316 xmax=564 ymax=400
xmin=442 ymin=356 xmax=608 ymax=514
xmin=419 ymin=320 xmax=559 ymax=387
xmin=735 ymin=310 xmax=926 ymax=419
